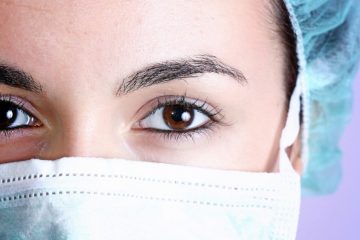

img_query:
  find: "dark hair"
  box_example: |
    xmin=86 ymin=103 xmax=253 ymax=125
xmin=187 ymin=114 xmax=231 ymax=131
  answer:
xmin=269 ymin=0 xmax=299 ymax=104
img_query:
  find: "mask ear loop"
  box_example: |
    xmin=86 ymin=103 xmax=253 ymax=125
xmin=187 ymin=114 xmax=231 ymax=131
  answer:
xmin=279 ymin=77 xmax=302 ymax=174
xmin=282 ymin=0 xmax=308 ymax=175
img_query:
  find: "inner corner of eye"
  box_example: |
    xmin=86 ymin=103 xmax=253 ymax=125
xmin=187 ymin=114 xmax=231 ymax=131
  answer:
xmin=131 ymin=120 xmax=143 ymax=129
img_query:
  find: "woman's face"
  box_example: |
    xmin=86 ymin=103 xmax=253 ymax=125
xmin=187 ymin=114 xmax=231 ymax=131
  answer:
xmin=0 ymin=0 xmax=297 ymax=172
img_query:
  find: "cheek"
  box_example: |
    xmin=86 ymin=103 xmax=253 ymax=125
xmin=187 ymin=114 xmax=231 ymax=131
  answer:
xmin=0 ymin=131 xmax=46 ymax=163
xmin=124 ymin=117 xmax=283 ymax=172
xmin=240 ymin=101 xmax=286 ymax=171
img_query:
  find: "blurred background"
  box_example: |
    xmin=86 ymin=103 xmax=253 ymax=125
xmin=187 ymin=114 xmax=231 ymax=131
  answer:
xmin=297 ymin=67 xmax=360 ymax=239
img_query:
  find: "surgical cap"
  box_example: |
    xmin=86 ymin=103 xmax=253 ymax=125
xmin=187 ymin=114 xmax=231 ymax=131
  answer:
xmin=284 ymin=0 xmax=360 ymax=195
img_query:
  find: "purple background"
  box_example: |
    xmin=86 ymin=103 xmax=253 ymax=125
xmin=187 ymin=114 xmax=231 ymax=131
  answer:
xmin=297 ymin=67 xmax=360 ymax=239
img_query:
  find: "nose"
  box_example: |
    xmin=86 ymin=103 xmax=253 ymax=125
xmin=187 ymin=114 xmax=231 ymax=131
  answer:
xmin=40 ymin=107 xmax=137 ymax=160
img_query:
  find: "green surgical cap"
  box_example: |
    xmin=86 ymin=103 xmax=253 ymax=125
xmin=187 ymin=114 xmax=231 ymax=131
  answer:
xmin=284 ymin=0 xmax=360 ymax=195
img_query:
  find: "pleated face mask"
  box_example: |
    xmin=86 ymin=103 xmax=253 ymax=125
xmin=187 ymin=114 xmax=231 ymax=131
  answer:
xmin=0 ymin=84 xmax=302 ymax=240
xmin=0 ymin=153 xmax=300 ymax=240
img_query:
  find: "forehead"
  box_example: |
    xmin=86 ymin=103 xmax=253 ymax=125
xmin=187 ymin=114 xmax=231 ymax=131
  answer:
xmin=0 ymin=0 xmax=280 ymax=85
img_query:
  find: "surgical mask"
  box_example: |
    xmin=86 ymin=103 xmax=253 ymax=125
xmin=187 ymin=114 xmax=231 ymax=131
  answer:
xmin=0 ymin=84 xmax=302 ymax=240
xmin=0 ymin=153 xmax=300 ymax=240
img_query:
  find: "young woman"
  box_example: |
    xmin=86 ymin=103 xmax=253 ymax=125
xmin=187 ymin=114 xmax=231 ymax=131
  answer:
xmin=0 ymin=0 xmax=359 ymax=239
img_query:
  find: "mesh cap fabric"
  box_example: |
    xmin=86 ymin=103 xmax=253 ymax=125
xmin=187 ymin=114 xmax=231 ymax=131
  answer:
xmin=284 ymin=0 xmax=360 ymax=195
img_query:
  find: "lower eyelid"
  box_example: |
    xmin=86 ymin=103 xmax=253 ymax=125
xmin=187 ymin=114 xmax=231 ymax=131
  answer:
xmin=0 ymin=125 xmax=41 ymax=137
xmin=140 ymin=121 xmax=218 ymax=141
xmin=0 ymin=128 xmax=29 ymax=142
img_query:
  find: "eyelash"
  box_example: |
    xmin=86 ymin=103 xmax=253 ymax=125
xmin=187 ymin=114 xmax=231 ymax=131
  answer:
xmin=152 ymin=122 xmax=219 ymax=142
xmin=0 ymin=95 xmax=26 ymax=109
xmin=138 ymin=94 xmax=227 ymax=141
xmin=0 ymin=128 xmax=25 ymax=139
xmin=0 ymin=94 xmax=228 ymax=142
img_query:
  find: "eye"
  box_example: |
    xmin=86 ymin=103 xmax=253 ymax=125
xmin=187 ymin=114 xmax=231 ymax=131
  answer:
xmin=135 ymin=95 xmax=225 ymax=134
xmin=139 ymin=103 xmax=210 ymax=131
xmin=0 ymin=100 xmax=37 ymax=131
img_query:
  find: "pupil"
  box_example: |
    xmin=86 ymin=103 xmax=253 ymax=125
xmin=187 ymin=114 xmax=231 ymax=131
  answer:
xmin=171 ymin=107 xmax=185 ymax=122
xmin=0 ymin=102 xmax=18 ymax=129
xmin=163 ymin=105 xmax=194 ymax=130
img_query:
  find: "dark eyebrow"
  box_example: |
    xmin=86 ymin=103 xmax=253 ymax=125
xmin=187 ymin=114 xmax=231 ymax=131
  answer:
xmin=0 ymin=64 xmax=43 ymax=93
xmin=117 ymin=54 xmax=247 ymax=95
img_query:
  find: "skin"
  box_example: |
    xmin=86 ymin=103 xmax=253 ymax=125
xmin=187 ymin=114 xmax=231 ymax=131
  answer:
xmin=0 ymin=0 xmax=302 ymax=173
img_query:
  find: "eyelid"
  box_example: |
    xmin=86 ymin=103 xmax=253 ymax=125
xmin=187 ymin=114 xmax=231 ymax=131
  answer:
xmin=132 ymin=95 xmax=226 ymax=132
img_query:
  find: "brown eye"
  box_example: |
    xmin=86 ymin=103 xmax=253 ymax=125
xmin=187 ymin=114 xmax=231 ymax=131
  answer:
xmin=137 ymin=99 xmax=211 ymax=132
xmin=0 ymin=101 xmax=36 ymax=130
xmin=0 ymin=102 xmax=18 ymax=129
xmin=163 ymin=104 xmax=195 ymax=130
